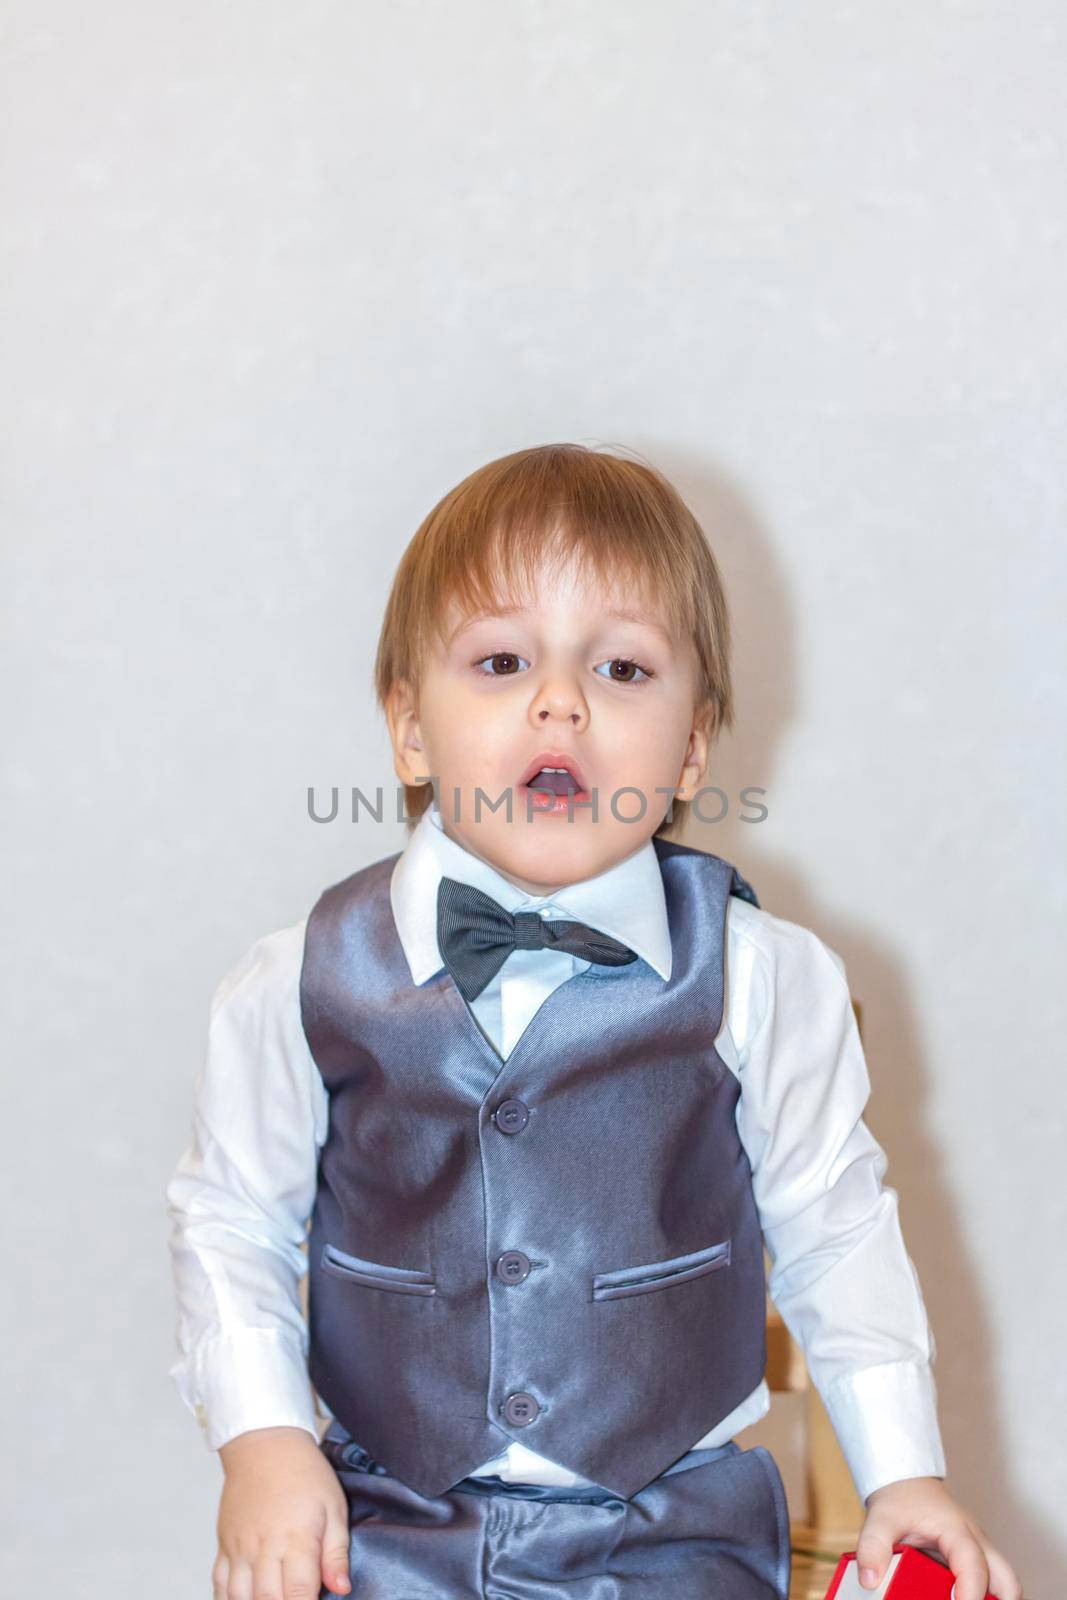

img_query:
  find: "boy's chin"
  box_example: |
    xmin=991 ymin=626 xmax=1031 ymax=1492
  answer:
xmin=489 ymin=821 xmax=646 ymax=882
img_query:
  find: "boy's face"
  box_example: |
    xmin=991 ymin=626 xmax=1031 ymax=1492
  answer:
xmin=386 ymin=553 xmax=710 ymax=895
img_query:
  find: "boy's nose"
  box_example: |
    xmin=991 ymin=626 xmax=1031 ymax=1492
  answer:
xmin=531 ymin=678 xmax=588 ymax=727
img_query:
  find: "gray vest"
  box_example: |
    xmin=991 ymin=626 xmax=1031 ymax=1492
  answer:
xmin=301 ymin=835 xmax=767 ymax=1499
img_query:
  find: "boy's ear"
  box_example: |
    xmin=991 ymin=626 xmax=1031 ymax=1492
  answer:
xmin=385 ymin=679 xmax=427 ymax=787
xmin=675 ymin=706 xmax=712 ymax=801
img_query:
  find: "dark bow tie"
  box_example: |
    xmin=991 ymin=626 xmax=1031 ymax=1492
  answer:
xmin=436 ymin=875 xmax=639 ymax=1004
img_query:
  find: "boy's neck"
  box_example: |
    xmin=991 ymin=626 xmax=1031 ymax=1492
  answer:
xmin=434 ymin=812 xmax=564 ymax=897
xmin=430 ymin=802 xmax=650 ymax=900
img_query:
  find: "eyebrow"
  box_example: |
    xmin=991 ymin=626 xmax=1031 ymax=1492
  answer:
xmin=603 ymin=607 xmax=675 ymax=645
xmin=449 ymin=605 xmax=675 ymax=649
xmin=445 ymin=607 xmax=522 ymax=646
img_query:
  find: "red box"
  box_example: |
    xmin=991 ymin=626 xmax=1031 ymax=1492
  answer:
xmin=824 ymin=1542 xmax=1000 ymax=1599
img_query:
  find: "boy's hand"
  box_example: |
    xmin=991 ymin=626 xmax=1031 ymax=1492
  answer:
xmin=857 ymin=1477 xmax=1022 ymax=1600
xmin=214 ymin=1425 xmax=352 ymax=1600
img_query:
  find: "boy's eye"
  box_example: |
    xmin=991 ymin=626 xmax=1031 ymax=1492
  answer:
xmin=594 ymin=657 xmax=653 ymax=686
xmin=475 ymin=652 xmax=529 ymax=676
xmin=472 ymin=654 xmax=654 ymax=686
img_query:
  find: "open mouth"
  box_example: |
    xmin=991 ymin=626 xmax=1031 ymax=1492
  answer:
xmin=527 ymin=767 xmax=579 ymax=797
xmin=518 ymin=753 xmax=592 ymax=814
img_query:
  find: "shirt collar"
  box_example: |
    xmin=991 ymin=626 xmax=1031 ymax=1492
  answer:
xmin=390 ymin=799 xmax=673 ymax=985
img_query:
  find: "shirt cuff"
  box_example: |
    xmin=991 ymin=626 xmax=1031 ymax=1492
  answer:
xmin=820 ymin=1359 xmax=948 ymax=1504
xmin=169 ymin=1327 xmax=321 ymax=1452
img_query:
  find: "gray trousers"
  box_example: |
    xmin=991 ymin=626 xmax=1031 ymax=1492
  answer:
xmin=318 ymin=1422 xmax=791 ymax=1599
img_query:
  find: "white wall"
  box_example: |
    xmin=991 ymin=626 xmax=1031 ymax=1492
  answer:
xmin=4 ymin=2 xmax=1064 ymax=1593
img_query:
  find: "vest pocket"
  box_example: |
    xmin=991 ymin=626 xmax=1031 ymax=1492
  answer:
xmin=592 ymin=1237 xmax=731 ymax=1301
xmin=321 ymin=1242 xmax=437 ymax=1296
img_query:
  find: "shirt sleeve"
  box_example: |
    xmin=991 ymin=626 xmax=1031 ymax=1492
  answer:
xmin=727 ymin=903 xmax=948 ymax=1503
xmin=164 ymin=919 xmax=329 ymax=1452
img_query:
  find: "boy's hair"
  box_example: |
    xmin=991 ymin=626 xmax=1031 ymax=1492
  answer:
xmin=373 ymin=442 xmax=734 ymax=838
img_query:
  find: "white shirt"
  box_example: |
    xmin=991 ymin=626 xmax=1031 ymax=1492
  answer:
xmin=165 ymin=801 xmax=947 ymax=1503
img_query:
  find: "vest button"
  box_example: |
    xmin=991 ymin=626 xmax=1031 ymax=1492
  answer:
xmin=494 ymin=1098 xmax=529 ymax=1134
xmin=502 ymin=1391 xmax=540 ymax=1426
xmin=495 ymin=1250 xmax=531 ymax=1284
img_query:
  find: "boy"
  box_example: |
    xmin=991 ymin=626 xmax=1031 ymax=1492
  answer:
xmin=167 ymin=444 xmax=1021 ymax=1600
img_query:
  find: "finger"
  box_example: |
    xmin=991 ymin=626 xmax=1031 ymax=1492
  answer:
xmin=212 ymin=1551 xmax=230 ymax=1600
xmin=940 ymin=1527 xmax=990 ymax=1600
xmin=250 ymin=1554 xmax=284 ymax=1600
xmin=282 ymin=1546 xmax=329 ymax=1599
xmin=856 ymin=1511 xmax=897 ymax=1588
xmin=320 ymin=1515 xmax=352 ymax=1597
xmin=983 ymin=1540 xmax=1023 ymax=1600
xmin=225 ymin=1558 xmax=254 ymax=1600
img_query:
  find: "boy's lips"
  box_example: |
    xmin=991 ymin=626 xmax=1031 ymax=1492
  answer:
xmin=517 ymin=751 xmax=590 ymax=795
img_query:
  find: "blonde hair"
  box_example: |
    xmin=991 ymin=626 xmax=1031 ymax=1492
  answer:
xmin=372 ymin=442 xmax=734 ymax=837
